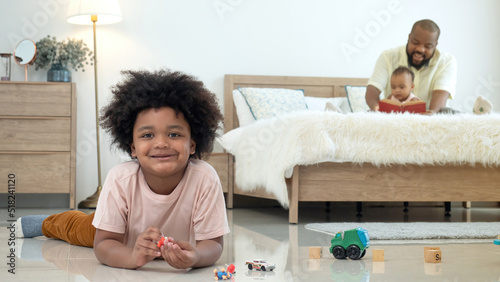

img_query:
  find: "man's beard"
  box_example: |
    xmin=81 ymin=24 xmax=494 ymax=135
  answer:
xmin=406 ymin=45 xmax=434 ymax=69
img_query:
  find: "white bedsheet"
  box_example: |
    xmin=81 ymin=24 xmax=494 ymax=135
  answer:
xmin=218 ymin=111 xmax=500 ymax=207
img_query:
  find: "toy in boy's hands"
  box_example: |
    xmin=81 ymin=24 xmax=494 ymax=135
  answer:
xmin=157 ymin=234 xmax=171 ymax=248
xmin=159 ymin=238 xmax=201 ymax=269
xmin=157 ymin=236 xmax=166 ymax=248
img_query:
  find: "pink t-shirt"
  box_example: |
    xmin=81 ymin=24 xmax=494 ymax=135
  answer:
xmin=92 ymin=159 xmax=230 ymax=248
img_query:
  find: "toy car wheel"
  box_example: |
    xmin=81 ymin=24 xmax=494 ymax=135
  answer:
xmin=248 ymin=264 xmax=253 ymax=270
xmin=359 ymin=249 xmax=366 ymax=259
xmin=332 ymin=246 xmax=347 ymax=259
xmin=347 ymin=245 xmax=362 ymax=260
xmin=261 ymin=266 xmax=266 ymax=271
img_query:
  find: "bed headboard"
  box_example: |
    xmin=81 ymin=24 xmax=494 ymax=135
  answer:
xmin=224 ymin=74 xmax=368 ymax=132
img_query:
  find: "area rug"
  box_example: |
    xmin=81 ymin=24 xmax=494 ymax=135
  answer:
xmin=305 ymin=222 xmax=500 ymax=244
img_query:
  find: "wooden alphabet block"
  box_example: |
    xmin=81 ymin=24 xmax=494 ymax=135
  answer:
xmin=372 ymin=249 xmax=384 ymax=262
xmin=424 ymin=250 xmax=442 ymax=263
xmin=309 ymin=247 xmax=322 ymax=259
xmin=423 ymin=247 xmax=440 ymax=258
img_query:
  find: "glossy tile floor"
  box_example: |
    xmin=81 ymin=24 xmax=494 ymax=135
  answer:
xmin=1 ymin=202 xmax=500 ymax=281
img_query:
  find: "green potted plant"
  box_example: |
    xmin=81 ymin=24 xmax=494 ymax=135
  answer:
xmin=34 ymin=35 xmax=93 ymax=82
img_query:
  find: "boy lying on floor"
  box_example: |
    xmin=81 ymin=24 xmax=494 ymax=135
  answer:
xmin=16 ymin=69 xmax=229 ymax=270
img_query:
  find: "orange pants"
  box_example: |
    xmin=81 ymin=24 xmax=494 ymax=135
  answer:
xmin=42 ymin=210 xmax=96 ymax=247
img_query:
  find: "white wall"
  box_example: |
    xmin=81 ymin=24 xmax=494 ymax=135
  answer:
xmin=1 ymin=0 xmax=499 ymax=205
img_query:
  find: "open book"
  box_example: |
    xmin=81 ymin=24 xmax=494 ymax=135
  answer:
xmin=378 ymin=99 xmax=426 ymax=113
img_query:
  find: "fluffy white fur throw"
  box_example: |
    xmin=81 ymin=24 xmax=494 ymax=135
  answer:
xmin=219 ymin=111 xmax=500 ymax=207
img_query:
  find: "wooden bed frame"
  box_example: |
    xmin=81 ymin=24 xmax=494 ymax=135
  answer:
xmin=223 ymin=74 xmax=500 ymax=223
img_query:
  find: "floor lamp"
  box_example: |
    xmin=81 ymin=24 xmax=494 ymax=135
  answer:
xmin=67 ymin=0 xmax=122 ymax=208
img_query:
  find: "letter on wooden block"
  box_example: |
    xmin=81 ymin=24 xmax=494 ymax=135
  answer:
xmin=424 ymin=250 xmax=442 ymax=263
xmin=423 ymin=247 xmax=440 ymax=258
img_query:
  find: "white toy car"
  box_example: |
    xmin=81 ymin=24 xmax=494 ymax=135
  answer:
xmin=245 ymin=259 xmax=276 ymax=271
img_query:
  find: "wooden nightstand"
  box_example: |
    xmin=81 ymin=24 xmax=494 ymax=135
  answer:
xmin=0 ymin=82 xmax=77 ymax=208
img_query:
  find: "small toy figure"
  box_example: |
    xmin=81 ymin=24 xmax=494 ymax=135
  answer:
xmin=245 ymin=259 xmax=276 ymax=271
xmin=330 ymin=227 xmax=370 ymax=260
xmin=214 ymin=267 xmax=232 ymax=280
xmin=157 ymin=236 xmax=166 ymax=248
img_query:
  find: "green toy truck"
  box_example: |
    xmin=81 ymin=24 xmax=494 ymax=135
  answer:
xmin=329 ymin=227 xmax=370 ymax=260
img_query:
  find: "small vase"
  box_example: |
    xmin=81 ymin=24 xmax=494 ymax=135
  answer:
xmin=47 ymin=63 xmax=71 ymax=82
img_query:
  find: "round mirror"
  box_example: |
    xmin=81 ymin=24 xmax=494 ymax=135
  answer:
xmin=13 ymin=39 xmax=37 ymax=81
xmin=14 ymin=39 xmax=37 ymax=65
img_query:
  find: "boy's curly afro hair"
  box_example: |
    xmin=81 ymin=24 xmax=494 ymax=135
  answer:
xmin=100 ymin=69 xmax=223 ymax=160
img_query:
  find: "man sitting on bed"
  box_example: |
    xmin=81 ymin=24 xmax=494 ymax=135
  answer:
xmin=365 ymin=19 xmax=460 ymax=114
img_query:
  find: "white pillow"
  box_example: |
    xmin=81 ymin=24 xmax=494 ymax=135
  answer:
xmin=232 ymin=90 xmax=256 ymax=127
xmin=238 ymin=87 xmax=307 ymax=120
xmin=305 ymin=96 xmax=349 ymax=113
xmin=345 ymin=85 xmax=369 ymax=112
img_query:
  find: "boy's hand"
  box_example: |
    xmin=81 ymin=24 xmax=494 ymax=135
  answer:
xmin=160 ymin=237 xmax=200 ymax=269
xmin=131 ymin=227 xmax=163 ymax=268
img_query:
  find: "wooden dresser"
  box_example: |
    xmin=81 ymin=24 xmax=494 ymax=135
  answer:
xmin=0 ymin=82 xmax=77 ymax=208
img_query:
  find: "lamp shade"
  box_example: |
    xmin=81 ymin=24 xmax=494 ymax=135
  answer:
xmin=67 ymin=0 xmax=122 ymax=25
